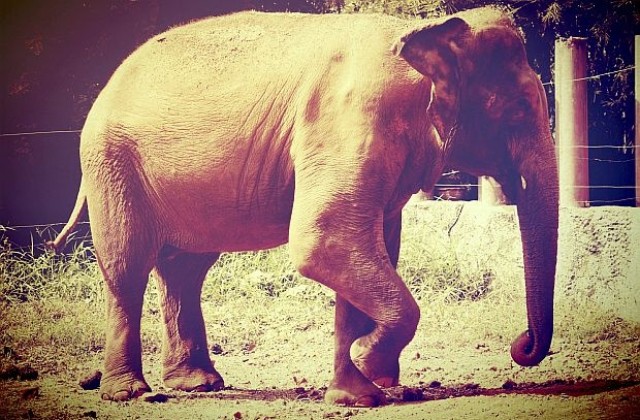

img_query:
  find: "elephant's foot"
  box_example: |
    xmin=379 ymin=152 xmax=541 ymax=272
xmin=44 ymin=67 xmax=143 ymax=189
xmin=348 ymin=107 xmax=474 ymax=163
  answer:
xmin=350 ymin=339 xmax=400 ymax=388
xmin=163 ymin=365 xmax=224 ymax=392
xmin=100 ymin=372 xmax=152 ymax=401
xmin=325 ymin=374 xmax=386 ymax=407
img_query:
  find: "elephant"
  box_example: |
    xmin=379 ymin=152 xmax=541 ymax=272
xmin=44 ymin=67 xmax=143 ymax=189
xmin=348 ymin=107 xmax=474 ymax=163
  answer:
xmin=50 ymin=6 xmax=558 ymax=407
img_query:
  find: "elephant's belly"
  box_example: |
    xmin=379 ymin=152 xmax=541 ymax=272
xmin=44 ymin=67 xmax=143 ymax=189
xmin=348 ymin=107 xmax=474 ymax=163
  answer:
xmin=167 ymin=217 xmax=291 ymax=253
xmin=174 ymin=220 xmax=290 ymax=253
xmin=161 ymin=193 xmax=294 ymax=253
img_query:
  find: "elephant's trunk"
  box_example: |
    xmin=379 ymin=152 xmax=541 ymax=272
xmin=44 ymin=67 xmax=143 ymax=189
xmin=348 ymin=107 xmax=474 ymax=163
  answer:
xmin=510 ymin=135 xmax=559 ymax=367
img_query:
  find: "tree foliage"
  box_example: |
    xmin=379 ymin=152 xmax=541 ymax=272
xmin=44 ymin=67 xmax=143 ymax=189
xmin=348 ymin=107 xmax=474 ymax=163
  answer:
xmin=342 ymin=0 xmax=441 ymax=17
xmin=507 ymin=0 xmax=637 ymax=150
xmin=344 ymin=0 xmax=639 ymax=203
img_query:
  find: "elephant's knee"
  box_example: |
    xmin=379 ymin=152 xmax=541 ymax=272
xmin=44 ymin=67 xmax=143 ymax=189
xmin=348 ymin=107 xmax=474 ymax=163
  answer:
xmin=289 ymin=231 xmax=346 ymax=281
xmin=407 ymin=298 xmax=421 ymax=338
xmin=392 ymin=296 xmax=420 ymax=345
xmin=289 ymin=237 xmax=325 ymax=280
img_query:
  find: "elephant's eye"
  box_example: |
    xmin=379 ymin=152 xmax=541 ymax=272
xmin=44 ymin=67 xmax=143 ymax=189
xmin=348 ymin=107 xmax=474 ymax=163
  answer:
xmin=480 ymin=91 xmax=504 ymax=120
xmin=485 ymin=93 xmax=497 ymax=110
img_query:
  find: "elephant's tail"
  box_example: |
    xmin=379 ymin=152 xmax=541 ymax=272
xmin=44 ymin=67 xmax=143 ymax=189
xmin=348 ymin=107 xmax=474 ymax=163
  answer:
xmin=46 ymin=178 xmax=88 ymax=254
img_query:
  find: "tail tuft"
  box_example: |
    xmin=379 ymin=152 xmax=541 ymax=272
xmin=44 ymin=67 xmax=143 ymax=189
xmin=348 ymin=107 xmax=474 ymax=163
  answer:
xmin=45 ymin=239 xmax=63 ymax=254
xmin=46 ymin=179 xmax=87 ymax=254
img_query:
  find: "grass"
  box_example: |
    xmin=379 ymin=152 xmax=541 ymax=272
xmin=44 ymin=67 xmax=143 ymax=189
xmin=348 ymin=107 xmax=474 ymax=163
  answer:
xmin=0 ymin=206 xmax=501 ymax=303
xmin=1 ymin=202 xmax=638 ymax=381
xmin=2 ymin=204 xmax=639 ymax=420
xmin=0 ymin=203 xmax=525 ymax=362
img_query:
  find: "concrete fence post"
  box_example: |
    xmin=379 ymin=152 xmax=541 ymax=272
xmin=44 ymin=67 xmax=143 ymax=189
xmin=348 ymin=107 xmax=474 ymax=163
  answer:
xmin=479 ymin=176 xmax=507 ymax=205
xmin=555 ymin=37 xmax=590 ymax=207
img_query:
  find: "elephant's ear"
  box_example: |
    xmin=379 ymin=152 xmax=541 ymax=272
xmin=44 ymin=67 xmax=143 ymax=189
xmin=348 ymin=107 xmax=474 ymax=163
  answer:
xmin=393 ymin=17 xmax=469 ymax=80
xmin=393 ymin=17 xmax=470 ymax=119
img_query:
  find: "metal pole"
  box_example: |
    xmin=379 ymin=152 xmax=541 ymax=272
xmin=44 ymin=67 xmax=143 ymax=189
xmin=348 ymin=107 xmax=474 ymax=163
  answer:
xmin=635 ymin=35 xmax=640 ymax=207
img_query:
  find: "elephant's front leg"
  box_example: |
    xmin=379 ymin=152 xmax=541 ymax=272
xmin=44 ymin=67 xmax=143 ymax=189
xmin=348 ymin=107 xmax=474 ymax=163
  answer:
xmin=154 ymin=251 xmax=225 ymax=392
xmin=289 ymin=164 xmax=419 ymax=407
xmin=326 ymin=296 xmax=382 ymax=406
xmin=327 ymin=212 xmax=405 ymax=406
xmin=348 ymin=212 xmax=405 ymax=388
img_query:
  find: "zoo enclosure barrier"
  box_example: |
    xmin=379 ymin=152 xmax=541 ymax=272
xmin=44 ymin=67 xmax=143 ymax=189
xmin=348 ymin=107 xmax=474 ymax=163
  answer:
xmin=1 ymin=37 xmax=639 ymax=247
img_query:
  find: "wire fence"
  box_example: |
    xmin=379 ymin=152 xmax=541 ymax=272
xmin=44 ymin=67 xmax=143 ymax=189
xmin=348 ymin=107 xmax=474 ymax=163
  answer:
xmin=1 ymin=222 xmax=93 ymax=253
xmin=0 ymin=66 xmax=635 ymax=139
xmin=541 ymin=66 xmax=635 ymax=87
xmin=436 ymin=132 xmax=637 ymax=203
xmin=1 ymin=221 xmax=90 ymax=230
xmin=0 ymin=129 xmax=82 ymax=138
xmin=1 ymin=63 xmax=637 ymax=226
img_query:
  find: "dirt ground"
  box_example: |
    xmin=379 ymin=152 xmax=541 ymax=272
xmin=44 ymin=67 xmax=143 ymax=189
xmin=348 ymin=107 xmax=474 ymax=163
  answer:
xmin=1 ymin=202 xmax=639 ymax=419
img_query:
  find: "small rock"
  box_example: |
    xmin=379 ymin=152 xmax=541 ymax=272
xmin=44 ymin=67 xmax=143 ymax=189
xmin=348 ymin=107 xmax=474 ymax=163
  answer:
xmin=144 ymin=393 xmax=170 ymax=403
xmin=242 ymin=342 xmax=256 ymax=353
xmin=293 ymin=376 xmax=308 ymax=385
xmin=211 ymin=343 xmax=224 ymax=355
xmin=429 ymin=380 xmax=442 ymax=388
xmin=308 ymin=388 xmax=322 ymax=399
xmin=79 ymin=370 xmax=102 ymax=390
xmin=233 ymin=411 xmax=242 ymax=419
xmin=2 ymin=346 xmax=18 ymax=360
xmin=502 ymin=379 xmax=517 ymax=390
xmin=0 ymin=364 xmax=19 ymax=380
xmin=16 ymin=364 xmax=38 ymax=381
xmin=0 ymin=363 xmax=39 ymax=381
xmin=21 ymin=386 xmax=39 ymax=399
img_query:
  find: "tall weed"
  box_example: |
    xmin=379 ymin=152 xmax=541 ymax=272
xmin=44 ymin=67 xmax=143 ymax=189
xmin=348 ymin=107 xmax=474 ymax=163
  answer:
xmin=0 ymin=236 xmax=102 ymax=305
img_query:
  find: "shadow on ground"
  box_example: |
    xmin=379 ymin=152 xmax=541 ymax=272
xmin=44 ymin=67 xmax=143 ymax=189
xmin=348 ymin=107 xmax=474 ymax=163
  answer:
xmin=149 ymin=379 xmax=640 ymax=405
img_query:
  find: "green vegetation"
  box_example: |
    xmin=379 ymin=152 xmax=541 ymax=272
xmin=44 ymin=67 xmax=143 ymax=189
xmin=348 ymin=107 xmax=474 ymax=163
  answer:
xmin=0 ymin=217 xmax=498 ymax=308
xmin=1 ymin=205 xmax=639 ymax=419
xmin=0 ymin=206 xmax=505 ymax=360
xmin=0 ymin=237 xmax=101 ymax=304
xmin=2 ymin=204 xmax=638 ymax=365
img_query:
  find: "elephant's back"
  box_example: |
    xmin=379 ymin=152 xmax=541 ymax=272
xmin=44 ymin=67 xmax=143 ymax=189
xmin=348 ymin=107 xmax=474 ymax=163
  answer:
xmin=101 ymin=12 xmax=409 ymax=96
xmin=145 ymin=11 xmax=407 ymax=69
xmin=78 ymin=11 xmax=415 ymax=175
xmin=82 ymin=12 xmax=412 ymax=146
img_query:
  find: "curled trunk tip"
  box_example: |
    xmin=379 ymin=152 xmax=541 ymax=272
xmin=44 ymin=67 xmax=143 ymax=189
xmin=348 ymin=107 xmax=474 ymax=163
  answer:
xmin=510 ymin=328 xmax=551 ymax=367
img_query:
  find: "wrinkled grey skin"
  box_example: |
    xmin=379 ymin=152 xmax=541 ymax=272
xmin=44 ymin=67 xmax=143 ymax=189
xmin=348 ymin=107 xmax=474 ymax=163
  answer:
xmin=51 ymin=7 xmax=558 ymax=407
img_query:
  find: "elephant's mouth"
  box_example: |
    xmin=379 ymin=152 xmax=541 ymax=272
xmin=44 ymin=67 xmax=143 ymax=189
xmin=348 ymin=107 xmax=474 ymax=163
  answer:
xmin=495 ymin=172 xmax=523 ymax=204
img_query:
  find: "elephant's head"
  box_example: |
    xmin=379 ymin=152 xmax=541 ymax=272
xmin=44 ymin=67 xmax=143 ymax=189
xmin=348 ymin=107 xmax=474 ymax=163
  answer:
xmin=395 ymin=8 xmax=559 ymax=366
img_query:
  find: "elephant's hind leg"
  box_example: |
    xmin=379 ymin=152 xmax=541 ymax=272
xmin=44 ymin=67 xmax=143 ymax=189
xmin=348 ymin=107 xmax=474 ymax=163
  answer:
xmin=86 ymin=152 xmax=160 ymax=401
xmin=154 ymin=251 xmax=224 ymax=392
xmin=96 ymin=248 xmax=155 ymax=401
